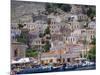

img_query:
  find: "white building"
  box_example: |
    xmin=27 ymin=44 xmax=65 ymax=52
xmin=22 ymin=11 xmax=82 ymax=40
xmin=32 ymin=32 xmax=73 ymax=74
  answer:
xmin=88 ymin=21 xmax=96 ymax=29
xmin=66 ymin=35 xmax=79 ymax=44
xmin=80 ymin=29 xmax=95 ymax=43
xmin=69 ymin=20 xmax=80 ymax=30
xmin=34 ymin=20 xmax=48 ymax=33
xmin=31 ymin=37 xmax=46 ymax=51
xmin=77 ymin=14 xmax=88 ymax=21
xmin=11 ymin=23 xmax=21 ymax=41
xmin=50 ymin=23 xmax=61 ymax=34
xmin=23 ymin=20 xmax=48 ymax=34
xmin=86 ymin=29 xmax=95 ymax=42
xmin=50 ymin=40 xmax=65 ymax=50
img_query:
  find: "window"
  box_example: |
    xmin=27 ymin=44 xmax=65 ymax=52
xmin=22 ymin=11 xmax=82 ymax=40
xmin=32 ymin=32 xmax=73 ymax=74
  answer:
xmin=67 ymin=58 xmax=70 ymax=62
xmin=91 ymin=35 xmax=93 ymax=39
xmin=50 ymin=59 xmax=53 ymax=63
xmin=11 ymin=27 xmax=13 ymax=29
xmin=57 ymin=59 xmax=61 ymax=62
xmin=66 ymin=38 xmax=67 ymax=40
xmin=63 ymin=58 xmax=65 ymax=63
xmin=14 ymin=49 xmax=18 ymax=57
xmin=41 ymin=60 xmax=44 ymax=64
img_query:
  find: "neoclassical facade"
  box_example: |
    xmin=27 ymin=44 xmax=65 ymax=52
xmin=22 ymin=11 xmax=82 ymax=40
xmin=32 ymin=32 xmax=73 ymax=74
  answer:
xmin=11 ymin=42 xmax=27 ymax=60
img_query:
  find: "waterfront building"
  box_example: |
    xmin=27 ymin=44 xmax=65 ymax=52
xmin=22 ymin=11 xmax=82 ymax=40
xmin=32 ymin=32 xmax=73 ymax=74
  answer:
xmin=11 ymin=41 xmax=28 ymax=60
xmin=40 ymin=44 xmax=85 ymax=65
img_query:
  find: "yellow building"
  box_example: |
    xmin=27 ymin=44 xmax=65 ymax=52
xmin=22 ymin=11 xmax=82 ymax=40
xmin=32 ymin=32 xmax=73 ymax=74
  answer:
xmin=40 ymin=49 xmax=80 ymax=65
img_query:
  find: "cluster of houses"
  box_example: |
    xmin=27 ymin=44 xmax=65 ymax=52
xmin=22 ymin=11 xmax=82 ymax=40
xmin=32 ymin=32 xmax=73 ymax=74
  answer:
xmin=11 ymin=2 xmax=96 ymax=65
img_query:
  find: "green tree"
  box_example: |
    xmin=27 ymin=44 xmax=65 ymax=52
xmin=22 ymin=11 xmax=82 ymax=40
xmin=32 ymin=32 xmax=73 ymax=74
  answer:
xmin=87 ymin=37 xmax=96 ymax=61
xmin=45 ymin=3 xmax=55 ymax=14
xmin=87 ymin=7 xmax=96 ymax=18
xmin=60 ymin=4 xmax=72 ymax=12
xmin=44 ymin=26 xmax=50 ymax=35
xmin=18 ymin=23 xmax=24 ymax=29
xmin=87 ymin=46 xmax=96 ymax=61
xmin=43 ymin=41 xmax=51 ymax=52
xmin=16 ymin=29 xmax=29 ymax=45
xmin=91 ymin=37 xmax=96 ymax=45
xmin=26 ymin=49 xmax=38 ymax=57
xmin=39 ymin=33 xmax=44 ymax=38
xmin=45 ymin=3 xmax=72 ymax=14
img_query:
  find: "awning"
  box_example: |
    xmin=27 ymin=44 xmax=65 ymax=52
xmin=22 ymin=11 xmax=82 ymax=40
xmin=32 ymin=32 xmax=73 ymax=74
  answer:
xmin=75 ymin=58 xmax=87 ymax=61
xmin=11 ymin=58 xmax=30 ymax=64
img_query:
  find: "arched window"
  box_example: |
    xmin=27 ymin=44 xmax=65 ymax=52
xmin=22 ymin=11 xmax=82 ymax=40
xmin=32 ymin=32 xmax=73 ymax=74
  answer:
xmin=67 ymin=58 xmax=70 ymax=62
xmin=50 ymin=59 xmax=53 ymax=63
xmin=14 ymin=49 xmax=18 ymax=57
